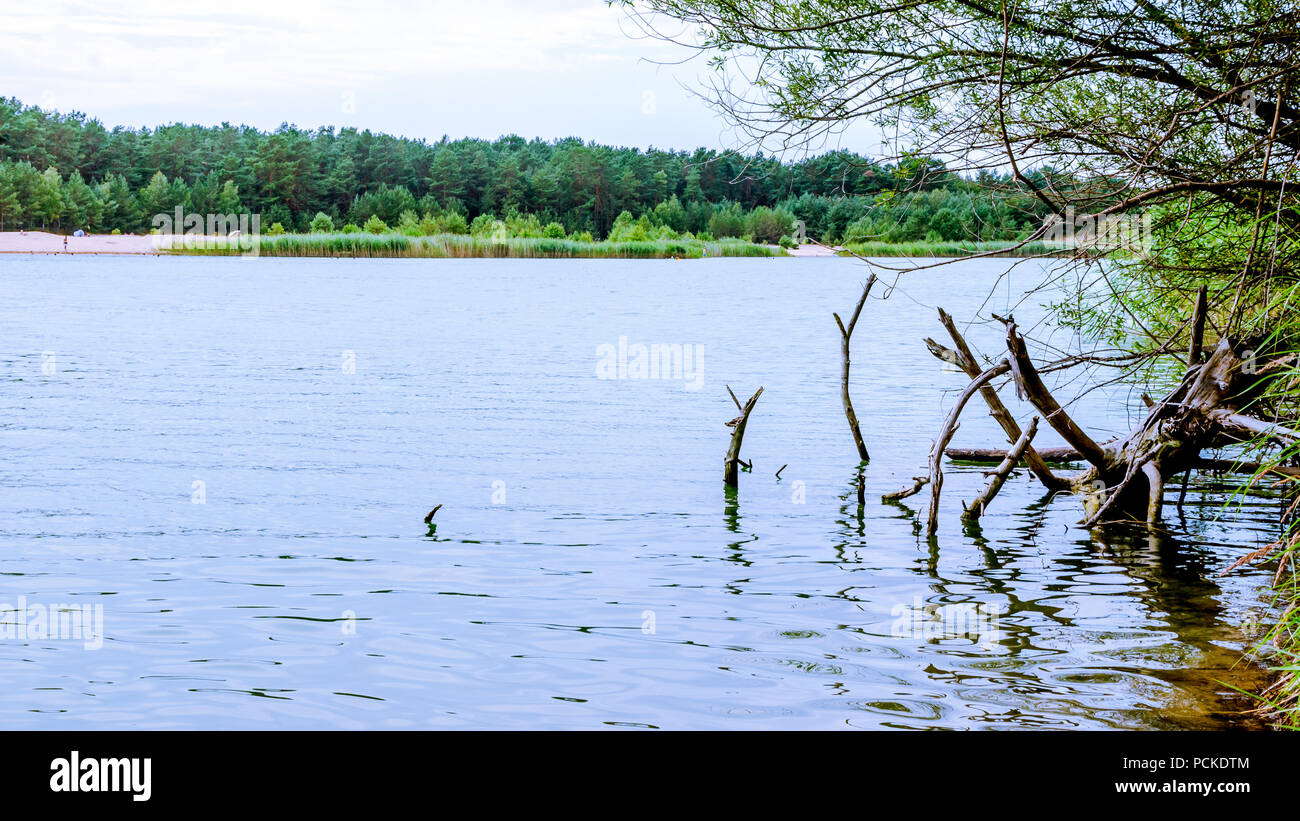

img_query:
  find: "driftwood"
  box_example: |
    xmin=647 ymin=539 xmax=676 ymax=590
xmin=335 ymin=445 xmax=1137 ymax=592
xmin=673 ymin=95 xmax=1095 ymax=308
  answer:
xmin=1005 ymin=321 xmax=1110 ymax=468
xmin=946 ymin=446 xmax=1081 ymax=462
xmin=926 ymin=361 xmax=1010 ymax=536
xmin=724 ymin=385 xmax=763 ymax=486
xmin=833 ymin=275 xmax=876 ymax=462
xmin=998 ymin=319 xmax=1298 ymax=527
xmin=423 ymin=504 xmax=442 ymax=524
xmin=927 ymin=309 xmax=1067 ymax=490
xmin=962 ymin=417 xmax=1039 ymax=522
xmin=882 ymin=475 xmax=929 ymax=501
xmin=946 ymin=448 xmax=1300 ymax=477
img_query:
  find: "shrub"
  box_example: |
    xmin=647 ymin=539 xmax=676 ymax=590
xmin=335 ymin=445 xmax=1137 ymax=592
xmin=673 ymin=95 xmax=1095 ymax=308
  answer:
xmin=268 ymin=222 xmax=286 ymax=236
xmin=779 ymin=235 xmax=796 ymax=249
xmin=363 ymin=215 xmax=389 ymax=234
xmin=309 ymin=212 xmax=335 ymax=233
xmin=441 ymin=212 xmax=469 ymax=235
xmin=543 ymin=222 xmax=566 ymax=238
xmin=339 ymin=223 xmax=361 ymax=234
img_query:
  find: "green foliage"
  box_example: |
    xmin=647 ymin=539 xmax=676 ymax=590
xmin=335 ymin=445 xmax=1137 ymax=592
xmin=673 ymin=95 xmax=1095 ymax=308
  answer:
xmin=267 ymin=222 xmax=286 ymax=236
xmin=309 ymin=212 xmax=335 ymax=233
xmin=363 ymin=215 xmax=389 ymax=234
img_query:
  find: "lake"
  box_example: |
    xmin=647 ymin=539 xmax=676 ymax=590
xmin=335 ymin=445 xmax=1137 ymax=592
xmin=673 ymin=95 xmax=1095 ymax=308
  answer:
xmin=0 ymin=254 xmax=1283 ymax=729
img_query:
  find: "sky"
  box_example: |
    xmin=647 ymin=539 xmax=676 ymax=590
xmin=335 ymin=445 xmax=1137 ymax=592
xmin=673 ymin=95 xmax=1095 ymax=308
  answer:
xmin=0 ymin=0 xmax=877 ymax=156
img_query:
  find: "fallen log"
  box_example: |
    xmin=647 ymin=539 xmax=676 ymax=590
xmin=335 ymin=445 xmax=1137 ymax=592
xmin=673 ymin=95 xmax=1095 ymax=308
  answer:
xmin=962 ymin=417 xmax=1039 ymax=522
xmin=945 ymin=446 xmax=1082 ymax=462
xmin=945 ymin=448 xmax=1300 ymax=477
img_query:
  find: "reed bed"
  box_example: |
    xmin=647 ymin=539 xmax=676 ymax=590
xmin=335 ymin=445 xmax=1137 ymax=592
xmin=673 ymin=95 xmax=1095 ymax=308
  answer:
xmin=840 ymin=239 xmax=1059 ymax=258
xmin=166 ymin=233 xmax=781 ymax=259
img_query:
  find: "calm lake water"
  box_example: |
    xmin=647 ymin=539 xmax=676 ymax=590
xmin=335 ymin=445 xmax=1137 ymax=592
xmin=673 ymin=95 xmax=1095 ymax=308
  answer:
xmin=0 ymin=254 xmax=1283 ymax=729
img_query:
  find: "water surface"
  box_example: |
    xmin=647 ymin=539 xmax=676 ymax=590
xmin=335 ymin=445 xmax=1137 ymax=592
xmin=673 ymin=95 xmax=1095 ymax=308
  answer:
xmin=0 ymin=255 xmax=1281 ymax=729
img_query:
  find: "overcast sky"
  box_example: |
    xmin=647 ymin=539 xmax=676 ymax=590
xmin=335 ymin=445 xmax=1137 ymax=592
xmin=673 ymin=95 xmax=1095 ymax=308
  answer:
xmin=1 ymin=0 xmax=878 ymax=156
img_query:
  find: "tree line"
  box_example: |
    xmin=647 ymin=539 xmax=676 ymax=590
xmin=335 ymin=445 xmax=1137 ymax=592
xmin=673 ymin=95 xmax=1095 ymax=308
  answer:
xmin=0 ymin=97 xmax=1054 ymax=242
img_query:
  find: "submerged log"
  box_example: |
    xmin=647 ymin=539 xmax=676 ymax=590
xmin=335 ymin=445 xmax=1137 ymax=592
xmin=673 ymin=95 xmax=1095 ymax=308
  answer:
xmin=946 ymin=449 xmax=1300 ymax=477
xmin=946 ymin=446 xmax=1081 ymax=462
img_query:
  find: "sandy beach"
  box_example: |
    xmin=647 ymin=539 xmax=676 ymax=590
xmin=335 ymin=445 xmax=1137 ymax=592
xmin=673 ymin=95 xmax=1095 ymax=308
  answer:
xmin=0 ymin=231 xmax=159 ymax=255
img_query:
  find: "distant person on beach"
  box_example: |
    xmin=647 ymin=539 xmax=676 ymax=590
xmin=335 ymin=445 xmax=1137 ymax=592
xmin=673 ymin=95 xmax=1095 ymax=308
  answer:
xmin=63 ymin=236 xmax=68 ymax=252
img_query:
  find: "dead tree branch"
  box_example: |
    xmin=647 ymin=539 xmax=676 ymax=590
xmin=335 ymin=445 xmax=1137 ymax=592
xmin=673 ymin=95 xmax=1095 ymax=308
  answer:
xmin=833 ymin=275 xmax=876 ymax=462
xmin=963 ymin=417 xmax=1040 ymax=522
xmin=926 ymin=361 xmax=1010 ymax=536
xmin=724 ymin=385 xmax=763 ymax=486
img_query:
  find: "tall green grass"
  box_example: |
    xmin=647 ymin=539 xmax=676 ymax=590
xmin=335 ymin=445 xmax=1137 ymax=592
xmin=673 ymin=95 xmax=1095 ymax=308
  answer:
xmin=165 ymin=232 xmax=780 ymax=259
xmin=841 ymin=239 xmax=1059 ymax=258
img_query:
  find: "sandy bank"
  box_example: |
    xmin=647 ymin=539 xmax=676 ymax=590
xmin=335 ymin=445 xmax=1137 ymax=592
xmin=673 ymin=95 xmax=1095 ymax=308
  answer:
xmin=0 ymin=231 xmax=160 ymax=255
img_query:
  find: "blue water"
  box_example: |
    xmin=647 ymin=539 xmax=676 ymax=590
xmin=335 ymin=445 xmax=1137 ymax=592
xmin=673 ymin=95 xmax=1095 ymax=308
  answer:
xmin=0 ymin=254 xmax=1282 ymax=728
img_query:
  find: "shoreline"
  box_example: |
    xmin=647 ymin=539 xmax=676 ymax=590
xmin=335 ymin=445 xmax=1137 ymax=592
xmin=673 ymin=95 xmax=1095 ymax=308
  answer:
xmin=1 ymin=231 xmax=1050 ymax=259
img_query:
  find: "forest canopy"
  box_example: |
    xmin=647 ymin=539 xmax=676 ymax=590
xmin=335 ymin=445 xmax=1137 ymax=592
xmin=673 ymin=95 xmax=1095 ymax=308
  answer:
xmin=0 ymin=96 xmax=1057 ymax=243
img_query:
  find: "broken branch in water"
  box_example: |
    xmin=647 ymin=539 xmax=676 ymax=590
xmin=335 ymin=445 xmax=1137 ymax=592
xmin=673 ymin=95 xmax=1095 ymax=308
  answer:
xmin=883 ymin=475 xmax=929 ymax=502
xmin=833 ymin=275 xmax=876 ymax=462
xmin=962 ymin=417 xmax=1039 ymax=523
xmin=723 ymin=385 xmax=763 ymax=486
xmin=1004 ymin=320 xmax=1110 ymax=469
xmin=423 ymin=504 xmax=443 ymax=524
xmin=931 ymin=308 xmax=1067 ymax=490
xmin=926 ymin=360 xmax=1010 ymax=537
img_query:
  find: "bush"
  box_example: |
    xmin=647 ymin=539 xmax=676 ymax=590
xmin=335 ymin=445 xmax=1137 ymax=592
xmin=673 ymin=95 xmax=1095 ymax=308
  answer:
xmin=339 ymin=223 xmax=361 ymax=234
xmin=569 ymin=230 xmax=595 ymax=242
xmin=441 ymin=212 xmax=469 ymax=235
xmin=363 ymin=215 xmax=389 ymax=234
xmin=309 ymin=212 xmax=335 ymax=233
xmin=745 ymin=206 xmax=797 ymax=245
xmin=778 ymin=235 xmax=796 ymax=249
xmin=268 ymin=222 xmax=286 ymax=236
xmin=110 ymin=228 xmax=122 ymax=235
xmin=543 ymin=222 xmax=566 ymax=238
xmin=708 ymin=204 xmax=746 ymax=238
xmin=469 ymin=213 xmax=496 ymax=237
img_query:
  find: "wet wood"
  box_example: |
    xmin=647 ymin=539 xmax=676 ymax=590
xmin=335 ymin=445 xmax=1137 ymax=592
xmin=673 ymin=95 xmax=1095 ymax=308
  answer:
xmin=723 ymin=385 xmax=763 ymax=486
xmin=932 ymin=308 xmax=1067 ymax=490
xmin=1005 ymin=321 xmax=1109 ymax=469
xmin=926 ymin=361 xmax=1010 ymax=536
xmin=833 ymin=275 xmax=876 ymax=462
xmin=962 ymin=417 xmax=1039 ymax=522
xmin=882 ymin=475 xmax=929 ymax=502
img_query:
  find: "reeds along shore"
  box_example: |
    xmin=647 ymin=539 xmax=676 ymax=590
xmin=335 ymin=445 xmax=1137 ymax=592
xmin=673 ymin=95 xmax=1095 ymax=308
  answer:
xmin=164 ymin=233 xmax=782 ymax=259
xmin=162 ymin=233 xmax=1067 ymax=260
